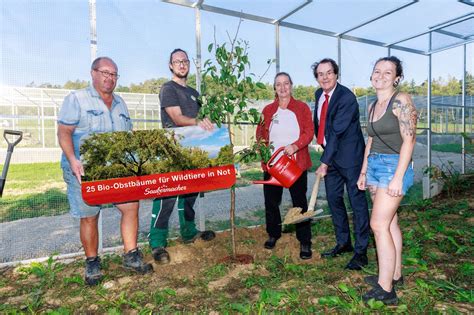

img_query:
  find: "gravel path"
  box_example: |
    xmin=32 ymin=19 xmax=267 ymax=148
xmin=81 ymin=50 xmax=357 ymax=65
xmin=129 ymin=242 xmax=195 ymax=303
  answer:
xmin=1 ymin=143 xmax=471 ymax=263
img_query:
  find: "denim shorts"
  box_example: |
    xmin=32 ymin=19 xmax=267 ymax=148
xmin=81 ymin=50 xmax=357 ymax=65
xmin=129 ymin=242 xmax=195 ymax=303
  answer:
xmin=366 ymin=153 xmax=414 ymax=195
xmin=62 ymin=166 xmax=101 ymax=218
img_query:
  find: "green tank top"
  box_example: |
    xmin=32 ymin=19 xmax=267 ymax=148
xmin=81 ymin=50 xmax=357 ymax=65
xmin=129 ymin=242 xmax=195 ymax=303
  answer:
xmin=367 ymin=93 xmax=402 ymax=154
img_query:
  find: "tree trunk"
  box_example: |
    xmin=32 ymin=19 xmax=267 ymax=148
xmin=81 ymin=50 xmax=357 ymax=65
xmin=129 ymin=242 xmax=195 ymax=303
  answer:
xmin=227 ymin=119 xmax=237 ymax=258
xmin=230 ymin=186 xmax=236 ymax=258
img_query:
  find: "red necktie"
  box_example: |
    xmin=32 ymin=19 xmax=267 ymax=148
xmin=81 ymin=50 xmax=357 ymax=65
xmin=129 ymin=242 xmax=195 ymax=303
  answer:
xmin=317 ymin=94 xmax=330 ymax=145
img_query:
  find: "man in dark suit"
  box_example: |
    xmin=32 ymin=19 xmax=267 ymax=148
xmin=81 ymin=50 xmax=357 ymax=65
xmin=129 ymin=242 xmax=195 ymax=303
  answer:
xmin=312 ymin=58 xmax=369 ymax=270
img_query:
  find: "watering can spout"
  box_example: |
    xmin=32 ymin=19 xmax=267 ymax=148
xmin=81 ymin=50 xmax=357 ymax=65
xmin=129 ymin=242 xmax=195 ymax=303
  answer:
xmin=252 ymin=175 xmax=284 ymax=187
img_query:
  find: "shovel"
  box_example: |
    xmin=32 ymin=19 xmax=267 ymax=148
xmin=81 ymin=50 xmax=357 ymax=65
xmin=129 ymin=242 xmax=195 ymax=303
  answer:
xmin=0 ymin=130 xmax=23 ymax=197
xmin=282 ymin=174 xmax=324 ymax=225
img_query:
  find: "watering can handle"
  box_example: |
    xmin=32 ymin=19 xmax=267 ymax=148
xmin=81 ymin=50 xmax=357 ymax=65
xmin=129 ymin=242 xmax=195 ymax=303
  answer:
xmin=308 ymin=174 xmax=322 ymax=211
xmin=266 ymin=146 xmax=296 ymax=168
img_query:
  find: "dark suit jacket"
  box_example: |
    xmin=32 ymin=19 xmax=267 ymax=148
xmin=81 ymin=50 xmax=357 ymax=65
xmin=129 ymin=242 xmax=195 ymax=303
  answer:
xmin=314 ymin=83 xmax=365 ymax=168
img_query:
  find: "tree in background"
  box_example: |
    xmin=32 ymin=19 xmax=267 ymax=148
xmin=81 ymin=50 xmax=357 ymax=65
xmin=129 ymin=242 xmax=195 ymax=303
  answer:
xmin=293 ymin=85 xmax=316 ymax=102
xmin=213 ymin=144 xmax=234 ymax=166
xmin=32 ymin=71 xmax=473 ymax=99
xmin=63 ymin=80 xmax=89 ymax=90
xmin=467 ymin=73 xmax=474 ymax=95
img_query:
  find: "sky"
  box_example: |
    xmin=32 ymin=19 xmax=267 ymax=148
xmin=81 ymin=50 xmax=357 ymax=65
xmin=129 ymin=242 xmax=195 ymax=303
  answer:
xmin=175 ymin=125 xmax=230 ymax=158
xmin=0 ymin=0 xmax=473 ymax=90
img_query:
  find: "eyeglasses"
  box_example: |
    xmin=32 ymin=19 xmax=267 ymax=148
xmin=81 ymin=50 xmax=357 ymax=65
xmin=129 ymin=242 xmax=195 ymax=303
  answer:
xmin=317 ymin=70 xmax=335 ymax=78
xmin=172 ymin=59 xmax=190 ymax=66
xmin=94 ymin=69 xmax=120 ymax=79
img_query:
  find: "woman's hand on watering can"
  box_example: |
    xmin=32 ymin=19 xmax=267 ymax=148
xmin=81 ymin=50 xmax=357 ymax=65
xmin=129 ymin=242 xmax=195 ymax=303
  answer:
xmin=284 ymin=144 xmax=297 ymax=156
xmin=315 ymin=163 xmax=328 ymax=177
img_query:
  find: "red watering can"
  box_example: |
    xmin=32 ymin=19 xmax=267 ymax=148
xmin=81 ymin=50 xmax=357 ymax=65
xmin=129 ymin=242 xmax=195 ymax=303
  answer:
xmin=253 ymin=147 xmax=303 ymax=188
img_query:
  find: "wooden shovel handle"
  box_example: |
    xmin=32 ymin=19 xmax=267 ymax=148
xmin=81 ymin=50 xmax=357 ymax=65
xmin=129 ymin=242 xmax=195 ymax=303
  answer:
xmin=308 ymin=174 xmax=322 ymax=211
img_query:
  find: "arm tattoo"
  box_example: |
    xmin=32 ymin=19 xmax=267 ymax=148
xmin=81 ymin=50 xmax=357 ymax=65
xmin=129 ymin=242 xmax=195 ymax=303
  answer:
xmin=393 ymin=98 xmax=417 ymax=137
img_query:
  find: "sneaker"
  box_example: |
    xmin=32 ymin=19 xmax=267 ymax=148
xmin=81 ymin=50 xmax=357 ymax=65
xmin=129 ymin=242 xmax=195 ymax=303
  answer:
xmin=85 ymin=256 xmax=103 ymax=286
xmin=362 ymin=283 xmax=398 ymax=305
xmin=152 ymin=247 xmax=170 ymax=264
xmin=183 ymin=230 xmax=216 ymax=244
xmin=364 ymin=275 xmax=404 ymax=287
xmin=123 ymin=248 xmax=153 ymax=274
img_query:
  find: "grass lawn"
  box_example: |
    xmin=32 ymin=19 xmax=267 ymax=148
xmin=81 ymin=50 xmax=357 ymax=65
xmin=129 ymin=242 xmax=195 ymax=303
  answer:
xmin=0 ymin=163 xmax=68 ymax=222
xmin=1 ymin=162 xmax=64 ymax=190
xmin=431 ymin=143 xmax=462 ymax=154
xmin=0 ymin=189 xmax=69 ymax=223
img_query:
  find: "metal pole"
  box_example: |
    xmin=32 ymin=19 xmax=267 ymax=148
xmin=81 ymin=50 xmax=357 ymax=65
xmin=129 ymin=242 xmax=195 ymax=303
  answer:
xmin=195 ymin=7 xmax=202 ymax=94
xmin=195 ymin=6 xmax=205 ymax=232
xmin=89 ymin=0 xmax=101 ymax=253
xmin=275 ymin=23 xmax=280 ymax=73
xmin=89 ymin=0 xmax=97 ymax=61
xmin=337 ymin=37 xmax=342 ymax=82
xmin=54 ymin=100 xmax=58 ymax=146
xmin=471 ymin=108 xmax=473 ymax=133
xmin=144 ymin=95 xmax=147 ymax=130
xmin=10 ymin=88 xmax=15 ymax=130
xmin=427 ymin=33 xmax=432 ymax=197
xmin=365 ymin=96 xmax=368 ymax=127
xmin=152 ymin=106 xmax=155 ymax=126
xmin=41 ymin=90 xmax=45 ymax=148
xmin=37 ymin=101 xmax=41 ymax=144
xmin=461 ymin=44 xmax=466 ymax=174
xmin=445 ymin=108 xmax=448 ymax=133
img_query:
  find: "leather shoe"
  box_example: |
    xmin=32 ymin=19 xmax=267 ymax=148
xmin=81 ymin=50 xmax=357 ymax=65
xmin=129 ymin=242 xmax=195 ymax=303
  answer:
xmin=321 ymin=244 xmax=353 ymax=258
xmin=299 ymin=243 xmax=312 ymax=260
xmin=264 ymin=237 xmax=279 ymax=249
xmin=345 ymin=253 xmax=368 ymax=270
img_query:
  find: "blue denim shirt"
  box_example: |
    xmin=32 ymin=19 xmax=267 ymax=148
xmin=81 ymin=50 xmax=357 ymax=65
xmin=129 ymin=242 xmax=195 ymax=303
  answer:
xmin=57 ymin=86 xmax=132 ymax=168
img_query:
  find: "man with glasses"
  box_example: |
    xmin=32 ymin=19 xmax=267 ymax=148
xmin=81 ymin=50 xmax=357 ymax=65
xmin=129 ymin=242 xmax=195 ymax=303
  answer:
xmin=58 ymin=56 xmax=153 ymax=286
xmin=149 ymin=48 xmax=215 ymax=264
xmin=312 ymin=58 xmax=369 ymax=270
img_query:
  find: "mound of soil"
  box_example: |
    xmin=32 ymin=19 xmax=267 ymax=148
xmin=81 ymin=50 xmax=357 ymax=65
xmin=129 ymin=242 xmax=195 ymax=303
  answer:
xmin=151 ymin=226 xmax=323 ymax=280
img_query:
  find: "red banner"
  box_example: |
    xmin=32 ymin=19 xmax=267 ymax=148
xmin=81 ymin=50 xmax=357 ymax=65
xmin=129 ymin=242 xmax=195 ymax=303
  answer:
xmin=82 ymin=165 xmax=236 ymax=205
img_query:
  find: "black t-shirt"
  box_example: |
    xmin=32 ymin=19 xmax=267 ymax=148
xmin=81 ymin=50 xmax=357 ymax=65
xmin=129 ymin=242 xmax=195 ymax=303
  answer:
xmin=159 ymin=80 xmax=200 ymax=128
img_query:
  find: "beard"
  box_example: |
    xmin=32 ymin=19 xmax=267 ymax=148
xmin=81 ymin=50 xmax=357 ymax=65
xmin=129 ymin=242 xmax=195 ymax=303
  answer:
xmin=174 ymin=70 xmax=189 ymax=79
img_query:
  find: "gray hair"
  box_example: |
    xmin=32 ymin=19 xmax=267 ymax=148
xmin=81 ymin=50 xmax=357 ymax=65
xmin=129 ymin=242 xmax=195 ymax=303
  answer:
xmin=91 ymin=57 xmax=118 ymax=71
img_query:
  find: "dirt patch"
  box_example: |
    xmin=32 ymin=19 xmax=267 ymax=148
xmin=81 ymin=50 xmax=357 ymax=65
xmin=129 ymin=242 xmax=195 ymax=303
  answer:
xmin=441 ymin=214 xmax=462 ymax=220
xmin=149 ymin=226 xmax=321 ymax=280
xmin=208 ymin=264 xmax=255 ymax=291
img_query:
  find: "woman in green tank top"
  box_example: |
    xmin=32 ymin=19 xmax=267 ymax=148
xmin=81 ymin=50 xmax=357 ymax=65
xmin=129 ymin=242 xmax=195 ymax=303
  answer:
xmin=357 ymin=56 xmax=417 ymax=305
